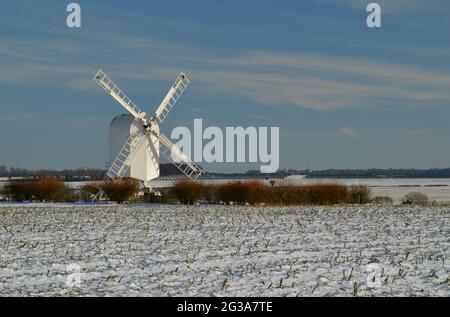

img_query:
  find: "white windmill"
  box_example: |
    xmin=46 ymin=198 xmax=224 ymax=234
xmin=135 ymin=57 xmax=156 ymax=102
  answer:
xmin=94 ymin=69 xmax=202 ymax=189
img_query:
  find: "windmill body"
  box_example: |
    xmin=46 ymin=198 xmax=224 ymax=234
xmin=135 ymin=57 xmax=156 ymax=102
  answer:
xmin=95 ymin=69 xmax=202 ymax=188
xmin=108 ymin=114 xmax=160 ymax=183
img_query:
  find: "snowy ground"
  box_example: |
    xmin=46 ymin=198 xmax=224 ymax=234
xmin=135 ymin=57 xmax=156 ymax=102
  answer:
xmin=0 ymin=205 xmax=448 ymax=297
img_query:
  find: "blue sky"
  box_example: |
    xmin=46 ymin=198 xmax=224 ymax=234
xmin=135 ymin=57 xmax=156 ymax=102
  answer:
xmin=0 ymin=0 xmax=449 ymax=172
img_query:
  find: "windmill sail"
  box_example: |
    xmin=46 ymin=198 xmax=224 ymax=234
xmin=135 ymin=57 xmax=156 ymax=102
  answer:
xmin=157 ymin=132 xmax=202 ymax=179
xmin=154 ymin=73 xmax=190 ymax=123
xmin=107 ymin=132 xmax=146 ymax=179
xmin=95 ymin=69 xmax=202 ymax=184
xmin=95 ymin=70 xmax=146 ymax=121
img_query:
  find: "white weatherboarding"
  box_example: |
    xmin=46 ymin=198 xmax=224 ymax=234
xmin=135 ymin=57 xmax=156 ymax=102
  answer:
xmin=94 ymin=70 xmax=202 ymax=189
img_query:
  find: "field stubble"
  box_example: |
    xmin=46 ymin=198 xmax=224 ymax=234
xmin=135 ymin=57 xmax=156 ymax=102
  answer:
xmin=0 ymin=205 xmax=448 ymax=296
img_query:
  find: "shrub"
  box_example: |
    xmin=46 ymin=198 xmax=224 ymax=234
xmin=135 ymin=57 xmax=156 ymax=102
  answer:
xmin=171 ymin=181 xmax=356 ymax=206
xmin=81 ymin=182 xmax=102 ymax=201
xmin=172 ymin=180 xmax=205 ymax=204
xmin=4 ymin=177 xmax=76 ymax=202
xmin=372 ymin=196 xmax=394 ymax=205
xmin=272 ymin=186 xmax=308 ymax=205
xmin=4 ymin=181 xmax=33 ymax=201
xmin=132 ymin=188 xmax=177 ymax=204
xmin=101 ymin=179 xmax=139 ymax=204
xmin=217 ymin=181 xmax=269 ymax=205
xmin=32 ymin=177 xmax=68 ymax=201
xmin=307 ymin=183 xmax=349 ymax=205
xmin=215 ymin=181 xmax=247 ymax=204
xmin=402 ymin=192 xmax=428 ymax=205
xmin=0 ymin=187 xmax=6 ymax=202
xmin=272 ymin=184 xmax=347 ymax=205
xmin=82 ymin=183 xmax=101 ymax=195
xmin=349 ymin=185 xmax=371 ymax=204
xmin=55 ymin=185 xmax=78 ymax=202
xmin=141 ymin=192 xmax=164 ymax=203
xmin=245 ymin=181 xmax=273 ymax=205
xmin=215 ymin=181 xmax=271 ymax=205
xmin=201 ymin=184 xmax=218 ymax=203
xmin=172 ymin=181 xmax=272 ymax=205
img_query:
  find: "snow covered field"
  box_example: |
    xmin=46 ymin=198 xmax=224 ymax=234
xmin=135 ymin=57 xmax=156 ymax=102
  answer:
xmin=0 ymin=205 xmax=448 ymax=297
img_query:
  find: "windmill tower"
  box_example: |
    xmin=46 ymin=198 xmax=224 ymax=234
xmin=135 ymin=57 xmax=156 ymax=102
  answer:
xmin=94 ymin=70 xmax=202 ymax=189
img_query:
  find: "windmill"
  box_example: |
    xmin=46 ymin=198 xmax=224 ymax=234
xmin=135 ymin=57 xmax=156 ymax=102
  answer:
xmin=94 ymin=69 xmax=202 ymax=189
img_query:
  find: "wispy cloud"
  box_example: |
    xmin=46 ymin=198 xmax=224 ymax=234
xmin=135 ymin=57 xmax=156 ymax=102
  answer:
xmin=406 ymin=129 xmax=425 ymax=137
xmin=249 ymin=114 xmax=271 ymax=120
xmin=185 ymin=51 xmax=450 ymax=110
xmin=3 ymin=40 xmax=450 ymax=111
xmin=341 ymin=127 xmax=359 ymax=138
xmin=1 ymin=1 xmax=449 ymax=170
xmin=186 ymin=107 xmax=203 ymax=113
xmin=0 ymin=111 xmax=108 ymax=125
xmin=319 ymin=0 xmax=450 ymax=14
xmin=0 ymin=112 xmax=36 ymax=123
xmin=1 ymin=1 xmax=450 ymax=113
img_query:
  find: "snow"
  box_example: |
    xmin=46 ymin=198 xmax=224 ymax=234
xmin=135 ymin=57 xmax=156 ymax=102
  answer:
xmin=0 ymin=205 xmax=448 ymax=297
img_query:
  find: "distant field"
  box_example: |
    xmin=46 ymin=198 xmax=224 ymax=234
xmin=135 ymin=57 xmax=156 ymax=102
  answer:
xmin=0 ymin=205 xmax=448 ymax=296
